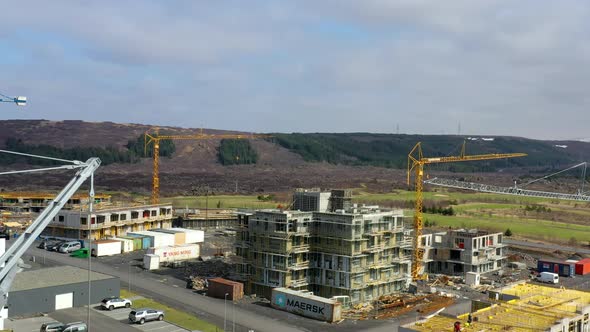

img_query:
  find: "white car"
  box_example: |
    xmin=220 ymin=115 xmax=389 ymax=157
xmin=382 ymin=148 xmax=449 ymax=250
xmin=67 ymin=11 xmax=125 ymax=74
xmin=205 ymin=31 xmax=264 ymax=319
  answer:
xmin=101 ymin=297 xmax=132 ymax=311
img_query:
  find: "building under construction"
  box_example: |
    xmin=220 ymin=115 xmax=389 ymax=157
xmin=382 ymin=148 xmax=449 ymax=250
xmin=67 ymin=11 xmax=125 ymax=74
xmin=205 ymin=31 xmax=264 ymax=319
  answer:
xmin=0 ymin=192 xmax=111 ymax=212
xmin=402 ymin=283 xmax=590 ymax=331
xmin=45 ymin=204 xmax=173 ymax=240
xmin=235 ymin=204 xmax=413 ymax=303
xmin=292 ymin=188 xmax=352 ymax=212
xmin=421 ymin=229 xmax=506 ymax=275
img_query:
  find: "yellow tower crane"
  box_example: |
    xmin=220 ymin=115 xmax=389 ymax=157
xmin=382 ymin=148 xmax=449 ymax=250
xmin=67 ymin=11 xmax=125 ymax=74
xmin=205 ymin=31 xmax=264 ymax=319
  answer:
xmin=407 ymin=142 xmax=527 ymax=281
xmin=144 ymin=129 xmax=269 ymax=204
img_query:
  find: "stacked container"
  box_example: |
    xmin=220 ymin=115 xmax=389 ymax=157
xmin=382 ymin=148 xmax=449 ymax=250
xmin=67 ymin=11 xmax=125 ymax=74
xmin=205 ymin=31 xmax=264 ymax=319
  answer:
xmin=171 ymin=228 xmax=204 ymax=244
xmin=151 ymin=228 xmax=186 ymax=245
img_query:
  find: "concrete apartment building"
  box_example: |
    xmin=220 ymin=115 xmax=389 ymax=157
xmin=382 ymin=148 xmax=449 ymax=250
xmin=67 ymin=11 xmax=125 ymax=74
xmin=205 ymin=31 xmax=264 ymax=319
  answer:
xmin=45 ymin=204 xmax=174 ymax=240
xmin=0 ymin=192 xmax=111 ymax=212
xmin=421 ymin=229 xmax=506 ymax=275
xmin=236 ymin=205 xmax=413 ymax=303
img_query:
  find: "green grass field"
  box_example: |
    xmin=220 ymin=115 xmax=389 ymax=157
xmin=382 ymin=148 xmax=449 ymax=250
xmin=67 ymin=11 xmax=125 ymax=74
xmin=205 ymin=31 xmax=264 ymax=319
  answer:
xmin=148 ymin=188 xmax=590 ymax=245
xmin=120 ymin=290 xmax=219 ymax=332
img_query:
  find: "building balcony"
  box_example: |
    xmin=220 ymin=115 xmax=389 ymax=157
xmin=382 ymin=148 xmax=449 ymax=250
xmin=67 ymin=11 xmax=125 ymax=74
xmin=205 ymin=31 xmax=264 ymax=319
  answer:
xmin=362 ymin=244 xmax=385 ymax=253
xmin=288 ymin=261 xmax=310 ymax=271
xmin=290 ymin=244 xmax=310 ymax=253
xmin=290 ymin=278 xmax=309 ymax=288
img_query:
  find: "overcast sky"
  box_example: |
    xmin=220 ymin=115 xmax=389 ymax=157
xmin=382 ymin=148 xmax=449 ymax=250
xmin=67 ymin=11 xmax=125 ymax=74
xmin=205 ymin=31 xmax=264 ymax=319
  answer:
xmin=1 ymin=1 xmax=589 ymax=140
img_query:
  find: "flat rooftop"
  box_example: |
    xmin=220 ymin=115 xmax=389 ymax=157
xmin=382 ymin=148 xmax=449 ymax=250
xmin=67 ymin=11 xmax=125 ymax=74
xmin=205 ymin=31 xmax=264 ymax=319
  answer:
xmin=407 ymin=283 xmax=590 ymax=331
xmin=10 ymin=266 xmax=116 ymax=292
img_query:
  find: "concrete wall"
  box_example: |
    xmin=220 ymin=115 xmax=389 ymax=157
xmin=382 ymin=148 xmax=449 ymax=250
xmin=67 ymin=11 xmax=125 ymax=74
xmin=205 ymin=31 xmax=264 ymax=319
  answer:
xmin=8 ymin=278 xmax=119 ymax=316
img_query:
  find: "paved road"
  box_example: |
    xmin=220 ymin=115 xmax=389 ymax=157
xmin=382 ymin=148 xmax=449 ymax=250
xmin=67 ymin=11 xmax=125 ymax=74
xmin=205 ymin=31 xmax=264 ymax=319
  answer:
xmin=27 ymin=247 xmax=305 ymax=332
xmin=93 ymin=306 xmax=188 ymax=332
xmin=505 ymin=239 xmax=590 ymax=255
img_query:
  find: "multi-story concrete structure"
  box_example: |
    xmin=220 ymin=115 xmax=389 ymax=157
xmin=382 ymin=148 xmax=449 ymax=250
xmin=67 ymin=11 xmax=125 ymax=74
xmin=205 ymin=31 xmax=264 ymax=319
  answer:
xmin=0 ymin=192 xmax=111 ymax=212
xmin=421 ymin=229 xmax=506 ymax=275
xmin=292 ymin=188 xmax=331 ymax=212
xmin=45 ymin=204 xmax=173 ymax=240
xmin=236 ymin=205 xmax=412 ymax=303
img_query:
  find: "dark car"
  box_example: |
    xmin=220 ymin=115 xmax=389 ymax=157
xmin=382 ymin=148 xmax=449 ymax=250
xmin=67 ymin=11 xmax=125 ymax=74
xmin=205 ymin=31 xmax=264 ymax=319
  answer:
xmin=38 ymin=239 xmax=59 ymax=250
xmin=47 ymin=240 xmax=65 ymax=251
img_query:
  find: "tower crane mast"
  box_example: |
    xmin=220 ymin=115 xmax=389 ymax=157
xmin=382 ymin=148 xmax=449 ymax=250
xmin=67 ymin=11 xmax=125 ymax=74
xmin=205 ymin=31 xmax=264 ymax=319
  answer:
xmin=407 ymin=142 xmax=527 ymax=281
xmin=144 ymin=129 xmax=269 ymax=204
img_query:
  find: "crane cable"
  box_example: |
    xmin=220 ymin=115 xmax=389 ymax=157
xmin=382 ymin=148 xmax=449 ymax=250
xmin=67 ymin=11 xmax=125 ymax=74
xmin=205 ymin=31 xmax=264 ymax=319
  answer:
xmin=520 ymin=162 xmax=587 ymax=189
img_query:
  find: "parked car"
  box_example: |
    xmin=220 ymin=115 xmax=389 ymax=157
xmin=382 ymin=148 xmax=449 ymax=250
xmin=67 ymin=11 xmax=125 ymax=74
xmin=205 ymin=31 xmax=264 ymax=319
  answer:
xmin=128 ymin=308 xmax=164 ymax=324
xmin=38 ymin=239 xmax=58 ymax=250
xmin=58 ymin=241 xmax=82 ymax=253
xmin=47 ymin=240 xmax=65 ymax=251
xmin=40 ymin=321 xmax=65 ymax=332
xmin=536 ymin=271 xmax=559 ymax=284
xmin=62 ymin=321 xmax=87 ymax=332
xmin=101 ymin=296 xmax=132 ymax=310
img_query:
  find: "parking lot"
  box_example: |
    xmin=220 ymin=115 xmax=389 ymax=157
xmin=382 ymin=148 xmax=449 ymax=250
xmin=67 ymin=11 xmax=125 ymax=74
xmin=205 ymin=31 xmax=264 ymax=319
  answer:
xmin=93 ymin=306 xmax=189 ymax=332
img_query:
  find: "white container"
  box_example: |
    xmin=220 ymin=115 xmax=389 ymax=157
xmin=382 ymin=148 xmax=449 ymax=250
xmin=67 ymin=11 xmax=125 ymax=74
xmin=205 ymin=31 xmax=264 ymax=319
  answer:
xmin=128 ymin=231 xmax=175 ymax=248
xmin=172 ymin=228 xmax=204 ymax=243
xmin=151 ymin=228 xmax=186 ymax=245
xmin=146 ymin=244 xmax=200 ymax=263
xmin=90 ymin=240 xmax=122 ymax=257
xmin=143 ymin=254 xmax=160 ymax=270
xmin=112 ymin=237 xmax=134 ymax=253
xmin=465 ymin=272 xmax=480 ymax=286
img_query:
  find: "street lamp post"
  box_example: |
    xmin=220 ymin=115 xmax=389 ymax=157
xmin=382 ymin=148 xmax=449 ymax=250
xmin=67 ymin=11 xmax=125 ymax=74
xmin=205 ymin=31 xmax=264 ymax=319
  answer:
xmin=232 ymin=300 xmax=235 ymax=332
xmin=224 ymin=293 xmax=229 ymax=332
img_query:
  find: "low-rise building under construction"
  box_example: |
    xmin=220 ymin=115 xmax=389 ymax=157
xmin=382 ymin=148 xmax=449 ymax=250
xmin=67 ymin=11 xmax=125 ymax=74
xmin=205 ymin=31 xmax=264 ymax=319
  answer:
xmin=235 ymin=205 xmax=413 ymax=303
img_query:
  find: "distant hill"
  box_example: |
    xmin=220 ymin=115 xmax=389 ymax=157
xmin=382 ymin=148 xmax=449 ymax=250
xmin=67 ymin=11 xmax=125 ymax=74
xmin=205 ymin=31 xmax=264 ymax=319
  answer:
xmin=0 ymin=120 xmax=587 ymax=194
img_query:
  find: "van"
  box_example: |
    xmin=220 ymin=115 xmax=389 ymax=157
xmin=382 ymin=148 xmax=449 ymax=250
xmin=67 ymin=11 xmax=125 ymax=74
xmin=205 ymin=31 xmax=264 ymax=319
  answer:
xmin=40 ymin=321 xmax=65 ymax=332
xmin=62 ymin=321 xmax=87 ymax=332
xmin=59 ymin=241 xmax=82 ymax=253
xmin=536 ymin=272 xmax=559 ymax=284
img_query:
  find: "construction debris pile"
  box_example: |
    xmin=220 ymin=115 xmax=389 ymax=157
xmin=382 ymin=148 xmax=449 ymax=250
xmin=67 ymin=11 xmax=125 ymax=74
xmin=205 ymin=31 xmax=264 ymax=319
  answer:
xmin=184 ymin=259 xmax=235 ymax=290
xmin=344 ymin=293 xmax=455 ymax=320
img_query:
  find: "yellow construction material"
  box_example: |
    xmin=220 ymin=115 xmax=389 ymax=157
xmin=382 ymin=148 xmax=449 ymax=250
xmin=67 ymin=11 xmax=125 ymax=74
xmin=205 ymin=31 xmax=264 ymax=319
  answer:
xmin=407 ymin=142 xmax=526 ymax=281
xmin=408 ymin=283 xmax=590 ymax=332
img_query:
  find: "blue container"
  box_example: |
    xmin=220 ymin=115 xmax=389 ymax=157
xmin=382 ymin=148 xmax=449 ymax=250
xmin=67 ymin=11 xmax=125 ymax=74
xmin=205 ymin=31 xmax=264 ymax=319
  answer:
xmin=126 ymin=234 xmax=152 ymax=249
xmin=537 ymin=260 xmax=574 ymax=277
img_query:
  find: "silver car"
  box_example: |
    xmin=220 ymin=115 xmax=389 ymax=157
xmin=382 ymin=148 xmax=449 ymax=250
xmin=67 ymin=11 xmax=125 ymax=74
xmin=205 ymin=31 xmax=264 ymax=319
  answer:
xmin=128 ymin=308 xmax=164 ymax=325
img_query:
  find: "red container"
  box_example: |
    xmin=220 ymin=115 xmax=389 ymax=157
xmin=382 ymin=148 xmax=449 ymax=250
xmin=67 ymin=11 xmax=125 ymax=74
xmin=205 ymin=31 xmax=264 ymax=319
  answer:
xmin=207 ymin=278 xmax=244 ymax=301
xmin=575 ymin=258 xmax=590 ymax=275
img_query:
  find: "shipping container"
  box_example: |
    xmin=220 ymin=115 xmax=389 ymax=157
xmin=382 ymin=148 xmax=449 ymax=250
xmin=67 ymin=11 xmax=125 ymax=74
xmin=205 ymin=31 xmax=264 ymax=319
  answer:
xmin=111 ymin=237 xmax=134 ymax=253
xmin=119 ymin=235 xmax=143 ymax=251
xmin=537 ymin=260 xmax=575 ymax=277
xmin=207 ymin=278 xmax=243 ymax=301
xmin=125 ymin=233 xmax=152 ymax=249
xmin=151 ymin=228 xmax=186 ymax=245
xmin=575 ymin=258 xmax=590 ymax=275
xmin=90 ymin=240 xmax=122 ymax=257
xmin=171 ymin=228 xmax=204 ymax=244
xmin=143 ymin=254 xmax=160 ymax=270
xmin=271 ymin=288 xmax=341 ymax=323
xmin=146 ymin=244 xmax=200 ymax=263
xmin=128 ymin=231 xmax=175 ymax=248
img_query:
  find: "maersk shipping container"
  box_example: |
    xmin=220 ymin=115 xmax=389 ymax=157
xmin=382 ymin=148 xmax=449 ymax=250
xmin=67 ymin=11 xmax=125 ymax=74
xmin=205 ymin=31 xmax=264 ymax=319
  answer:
xmin=125 ymin=234 xmax=152 ymax=249
xmin=537 ymin=260 xmax=575 ymax=277
xmin=128 ymin=231 xmax=175 ymax=248
xmin=151 ymin=228 xmax=186 ymax=245
xmin=146 ymin=244 xmax=200 ymax=263
xmin=207 ymin=278 xmax=243 ymax=301
xmin=575 ymin=258 xmax=590 ymax=275
xmin=171 ymin=228 xmax=204 ymax=244
xmin=112 ymin=237 xmax=134 ymax=253
xmin=90 ymin=240 xmax=122 ymax=257
xmin=271 ymin=287 xmax=341 ymax=323
xmin=119 ymin=235 xmax=143 ymax=251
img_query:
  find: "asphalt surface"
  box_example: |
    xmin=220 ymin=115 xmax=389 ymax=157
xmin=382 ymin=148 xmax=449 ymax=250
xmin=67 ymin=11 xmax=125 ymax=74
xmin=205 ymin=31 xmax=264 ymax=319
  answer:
xmin=93 ymin=306 xmax=188 ymax=332
xmin=49 ymin=306 xmax=138 ymax=332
